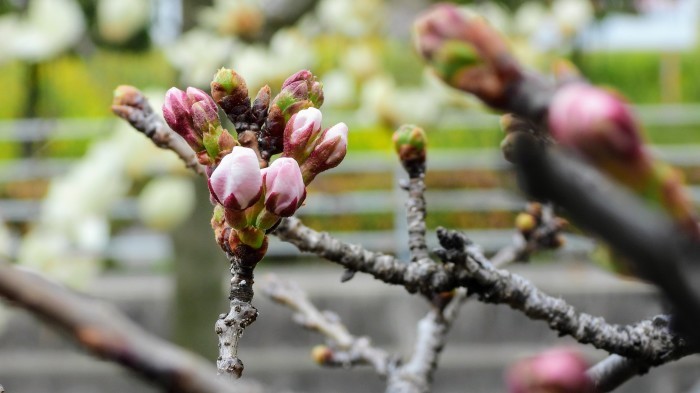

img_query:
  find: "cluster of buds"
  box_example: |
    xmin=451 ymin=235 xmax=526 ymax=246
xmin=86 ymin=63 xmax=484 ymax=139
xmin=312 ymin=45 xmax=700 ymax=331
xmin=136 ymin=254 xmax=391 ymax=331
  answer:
xmin=262 ymin=70 xmax=325 ymax=159
xmin=208 ymin=146 xmax=306 ymax=252
xmin=547 ymin=83 xmax=699 ymax=237
xmin=413 ymin=3 xmax=521 ymax=109
xmin=163 ymin=86 xmax=237 ymax=166
xmin=163 ymin=68 xmax=348 ymax=260
xmin=506 ymin=348 xmax=593 ymax=393
xmin=514 ymin=203 xmax=566 ymax=249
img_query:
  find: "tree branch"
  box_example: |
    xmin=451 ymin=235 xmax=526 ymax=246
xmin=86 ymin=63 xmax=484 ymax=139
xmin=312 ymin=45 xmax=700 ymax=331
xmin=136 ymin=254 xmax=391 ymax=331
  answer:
xmin=511 ymin=133 xmax=700 ymax=340
xmin=0 ymin=260 xmax=256 ymax=393
xmin=261 ymin=274 xmax=393 ymax=376
xmin=112 ymin=85 xmax=207 ymax=177
xmin=273 ymin=217 xmax=687 ymax=362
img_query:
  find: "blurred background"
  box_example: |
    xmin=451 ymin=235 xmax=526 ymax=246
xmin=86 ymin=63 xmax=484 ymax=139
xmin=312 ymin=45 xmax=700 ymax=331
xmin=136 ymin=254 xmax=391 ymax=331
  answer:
xmin=0 ymin=0 xmax=699 ymax=392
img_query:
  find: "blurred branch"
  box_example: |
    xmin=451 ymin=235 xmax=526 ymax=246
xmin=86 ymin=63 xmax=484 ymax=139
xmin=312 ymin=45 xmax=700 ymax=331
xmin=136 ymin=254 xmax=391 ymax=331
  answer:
xmin=262 ymin=275 xmax=393 ymax=375
xmin=0 ymin=260 xmax=255 ymax=393
xmin=510 ymin=133 xmax=700 ymax=340
xmin=587 ymin=355 xmax=654 ymax=393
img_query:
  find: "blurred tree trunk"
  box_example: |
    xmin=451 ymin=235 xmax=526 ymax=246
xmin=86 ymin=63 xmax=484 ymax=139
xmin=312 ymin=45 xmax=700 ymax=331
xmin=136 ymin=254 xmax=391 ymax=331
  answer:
xmin=172 ymin=177 xmax=226 ymax=358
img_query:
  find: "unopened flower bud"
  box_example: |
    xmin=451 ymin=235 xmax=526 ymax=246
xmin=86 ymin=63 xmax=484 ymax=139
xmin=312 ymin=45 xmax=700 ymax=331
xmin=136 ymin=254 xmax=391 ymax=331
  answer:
xmin=311 ymin=345 xmax=333 ymax=365
xmin=283 ymin=107 xmax=323 ymax=162
xmin=251 ymin=85 xmax=271 ymax=126
xmin=211 ymin=68 xmax=249 ymax=106
xmin=393 ymin=124 xmax=427 ymax=167
xmin=506 ymin=348 xmax=592 ymax=393
xmin=208 ymin=146 xmax=263 ymax=210
xmin=163 ymin=87 xmax=202 ymax=149
xmin=548 ymin=83 xmax=642 ymax=160
xmin=413 ymin=4 xmax=520 ymax=107
xmin=300 ymin=123 xmax=349 ymax=184
xmin=211 ymin=68 xmax=251 ymax=131
xmin=262 ymin=157 xmax=306 ymax=217
xmin=515 ymin=213 xmax=537 ymax=234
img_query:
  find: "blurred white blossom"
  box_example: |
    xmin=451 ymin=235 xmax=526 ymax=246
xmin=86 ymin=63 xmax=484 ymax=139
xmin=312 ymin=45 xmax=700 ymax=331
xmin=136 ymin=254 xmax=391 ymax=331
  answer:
xmin=232 ymin=29 xmax=314 ymax=92
xmin=166 ymin=29 xmax=235 ymax=87
xmin=6 ymin=0 xmax=85 ymax=62
xmin=321 ymin=70 xmax=356 ymax=108
xmin=316 ymin=0 xmax=385 ymax=37
xmin=342 ymin=43 xmax=381 ymax=81
xmin=97 ymin=0 xmax=150 ymax=44
xmin=138 ymin=176 xmax=196 ymax=231
xmin=552 ymin=0 xmax=594 ymax=37
xmin=514 ymin=2 xmax=549 ymax=37
xmin=199 ymin=0 xmax=264 ymax=37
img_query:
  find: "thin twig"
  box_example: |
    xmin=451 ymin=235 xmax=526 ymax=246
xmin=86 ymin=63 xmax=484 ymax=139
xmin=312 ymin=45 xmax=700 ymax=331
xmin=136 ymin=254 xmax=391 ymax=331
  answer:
xmin=0 ymin=260 xmax=256 ymax=393
xmin=262 ymin=274 xmax=393 ymax=375
xmin=112 ymin=85 xmax=207 ymax=177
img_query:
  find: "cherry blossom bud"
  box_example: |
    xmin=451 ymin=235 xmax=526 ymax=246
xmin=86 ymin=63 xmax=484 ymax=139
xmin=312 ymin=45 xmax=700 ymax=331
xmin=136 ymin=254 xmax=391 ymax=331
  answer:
xmin=506 ymin=348 xmax=592 ymax=393
xmin=393 ymin=124 xmax=427 ymax=167
xmin=300 ymin=122 xmax=348 ymax=183
xmin=208 ymin=146 xmax=263 ymax=210
xmin=548 ymin=83 xmax=642 ymax=160
xmin=283 ymin=107 xmax=323 ymax=161
xmin=163 ymin=87 xmax=202 ymax=149
xmin=189 ymin=87 xmax=221 ymax=135
xmin=262 ymin=157 xmax=306 ymax=217
xmin=211 ymin=68 xmax=248 ymax=106
xmin=413 ymin=4 xmax=520 ymax=107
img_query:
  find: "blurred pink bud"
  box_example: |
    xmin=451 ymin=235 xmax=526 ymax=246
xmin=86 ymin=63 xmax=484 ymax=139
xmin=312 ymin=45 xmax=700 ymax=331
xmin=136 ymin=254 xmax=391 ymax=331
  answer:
xmin=283 ymin=107 xmax=323 ymax=160
xmin=262 ymin=157 xmax=306 ymax=217
xmin=548 ymin=83 xmax=642 ymax=160
xmin=208 ymin=146 xmax=263 ymax=210
xmin=163 ymin=87 xmax=201 ymax=147
xmin=506 ymin=348 xmax=592 ymax=393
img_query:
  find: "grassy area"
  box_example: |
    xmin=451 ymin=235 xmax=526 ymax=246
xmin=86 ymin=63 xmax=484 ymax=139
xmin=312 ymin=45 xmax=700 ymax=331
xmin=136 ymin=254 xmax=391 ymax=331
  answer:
xmin=0 ymin=50 xmax=176 ymax=119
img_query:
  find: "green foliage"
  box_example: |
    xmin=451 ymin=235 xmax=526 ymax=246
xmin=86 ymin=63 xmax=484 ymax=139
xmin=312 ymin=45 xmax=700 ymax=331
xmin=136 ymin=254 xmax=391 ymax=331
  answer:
xmin=577 ymin=51 xmax=700 ymax=103
xmin=0 ymin=50 xmax=176 ymax=119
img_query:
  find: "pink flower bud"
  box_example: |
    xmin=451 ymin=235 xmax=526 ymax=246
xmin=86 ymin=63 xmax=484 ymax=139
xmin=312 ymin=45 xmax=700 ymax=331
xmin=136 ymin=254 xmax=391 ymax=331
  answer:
xmin=283 ymin=107 xmax=323 ymax=160
xmin=548 ymin=83 xmax=642 ymax=160
xmin=301 ymin=123 xmax=348 ymax=183
xmin=163 ymin=87 xmax=201 ymax=148
xmin=208 ymin=146 xmax=263 ymax=210
xmin=506 ymin=348 xmax=592 ymax=393
xmin=281 ymin=70 xmax=313 ymax=91
xmin=262 ymin=157 xmax=306 ymax=217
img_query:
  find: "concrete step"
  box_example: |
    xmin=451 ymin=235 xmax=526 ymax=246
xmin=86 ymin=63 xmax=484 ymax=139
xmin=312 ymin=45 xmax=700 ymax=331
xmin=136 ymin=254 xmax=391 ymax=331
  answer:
xmin=0 ymin=345 xmax=697 ymax=393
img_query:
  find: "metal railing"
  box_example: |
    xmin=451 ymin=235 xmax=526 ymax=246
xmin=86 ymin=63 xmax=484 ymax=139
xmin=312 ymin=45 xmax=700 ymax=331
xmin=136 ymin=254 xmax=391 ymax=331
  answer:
xmin=1 ymin=104 xmax=699 ymax=264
